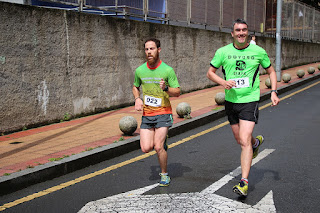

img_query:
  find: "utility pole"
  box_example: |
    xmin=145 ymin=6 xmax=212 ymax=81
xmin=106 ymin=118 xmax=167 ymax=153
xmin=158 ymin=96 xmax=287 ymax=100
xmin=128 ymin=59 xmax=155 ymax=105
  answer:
xmin=275 ymin=0 xmax=282 ymax=82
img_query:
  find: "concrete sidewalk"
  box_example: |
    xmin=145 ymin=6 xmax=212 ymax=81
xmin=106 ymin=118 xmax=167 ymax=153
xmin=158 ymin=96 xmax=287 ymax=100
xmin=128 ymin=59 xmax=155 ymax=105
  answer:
xmin=0 ymin=63 xmax=319 ymax=195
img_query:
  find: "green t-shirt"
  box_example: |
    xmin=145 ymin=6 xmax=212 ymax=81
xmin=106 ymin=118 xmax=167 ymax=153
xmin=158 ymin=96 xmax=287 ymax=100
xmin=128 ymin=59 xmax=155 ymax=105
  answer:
xmin=134 ymin=61 xmax=180 ymax=116
xmin=210 ymin=43 xmax=271 ymax=103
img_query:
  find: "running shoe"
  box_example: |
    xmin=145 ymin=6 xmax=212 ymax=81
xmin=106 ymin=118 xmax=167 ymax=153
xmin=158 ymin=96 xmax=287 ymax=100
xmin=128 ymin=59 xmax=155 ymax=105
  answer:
xmin=159 ymin=173 xmax=170 ymax=187
xmin=233 ymin=180 xmax=248 ymax=196
xmin=253 ymin=135 xmax=264 ymax=159
xmin=164 ymin=135 xmax=168 ymax=151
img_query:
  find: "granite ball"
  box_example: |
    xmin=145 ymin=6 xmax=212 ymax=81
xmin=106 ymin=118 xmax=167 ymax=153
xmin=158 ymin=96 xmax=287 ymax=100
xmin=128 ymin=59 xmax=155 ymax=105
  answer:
xmin=215 ymin=92 xmax=225 ymax=105
xmin=307 ymin=67 xmax=315 ymax=74
xmin=282 ymin=73 xmax=291 ymax=83
xmin=265 ymin=78 xmax=271 ymax=88
xmin=119 ymin=116 xmax=137 ymax=135
xmin=176 ymin=102 xmax=191 ymax=118
xmin=296 ymin=69 xmax=305 ymax=78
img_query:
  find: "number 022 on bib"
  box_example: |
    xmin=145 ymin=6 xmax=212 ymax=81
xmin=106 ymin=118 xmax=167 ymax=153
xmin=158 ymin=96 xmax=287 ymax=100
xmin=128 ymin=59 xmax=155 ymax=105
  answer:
xmin=144 ymin=95 xmax=162 ymax=107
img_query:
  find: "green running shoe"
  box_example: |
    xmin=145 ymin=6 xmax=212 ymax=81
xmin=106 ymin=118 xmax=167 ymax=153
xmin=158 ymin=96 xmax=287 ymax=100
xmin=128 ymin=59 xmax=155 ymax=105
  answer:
xmin=233 ymin=180 xmax=248 ymax=196
xmin=253 ymin=135 xmax=264 ymax=159
xmin=159 ymin=173 xmax=170 ymax=187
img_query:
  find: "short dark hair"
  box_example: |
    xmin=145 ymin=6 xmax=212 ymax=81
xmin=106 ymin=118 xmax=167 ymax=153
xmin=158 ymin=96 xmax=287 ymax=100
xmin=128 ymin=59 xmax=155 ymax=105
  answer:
xmin=144 ymin=38 xmax=161 ymax=48
xmin=232 ymin=19 xmax=248 ymax=29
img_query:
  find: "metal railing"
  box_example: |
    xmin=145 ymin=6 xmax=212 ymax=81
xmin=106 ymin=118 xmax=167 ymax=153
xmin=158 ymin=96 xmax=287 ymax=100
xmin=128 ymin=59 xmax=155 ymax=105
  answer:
xmin=38 ymin=0 xmax=167 ymax=22
xmin=266 ymin=0 xmax=320 ymax=42
xmin=166 ymin=0 xmax=266 ymax=33
xmin=15 ymin=0 xmax=320 ymax=43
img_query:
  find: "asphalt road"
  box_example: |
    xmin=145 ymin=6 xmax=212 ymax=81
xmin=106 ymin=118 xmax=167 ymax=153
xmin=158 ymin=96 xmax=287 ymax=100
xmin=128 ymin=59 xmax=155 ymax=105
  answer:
xmin=1 ymin=79 xmax=320 ymax=213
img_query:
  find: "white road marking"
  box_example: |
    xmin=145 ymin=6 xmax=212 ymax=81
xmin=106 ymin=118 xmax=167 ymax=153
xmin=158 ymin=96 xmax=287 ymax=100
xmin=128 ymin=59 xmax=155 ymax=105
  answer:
xmin=79 ymin=149 xmax=276 ymax=212
xmin=202 ymin=148 xmax=275 ymax=194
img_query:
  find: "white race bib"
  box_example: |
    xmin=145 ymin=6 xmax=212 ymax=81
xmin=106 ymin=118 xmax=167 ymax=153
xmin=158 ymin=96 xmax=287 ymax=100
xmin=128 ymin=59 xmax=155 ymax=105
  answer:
xmin=144 ymin=95 xmax=162 ymax=107
xmin=229 ymin=77 xmax=250 ymax=88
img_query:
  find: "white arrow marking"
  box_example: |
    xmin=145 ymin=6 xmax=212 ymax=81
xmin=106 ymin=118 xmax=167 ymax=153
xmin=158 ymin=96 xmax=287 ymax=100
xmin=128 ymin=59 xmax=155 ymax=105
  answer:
xmin=201 ymin=148 xmax=275 ymax=194
xmin=79 ymin=149 xmax=276 ymax=213
xmin=253 ymin=190 xmax=277 ymax=212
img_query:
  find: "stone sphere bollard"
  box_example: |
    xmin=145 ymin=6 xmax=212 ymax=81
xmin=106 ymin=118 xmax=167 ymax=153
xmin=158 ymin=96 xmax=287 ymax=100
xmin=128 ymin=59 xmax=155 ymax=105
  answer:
xmin=119 ymin=116 xmax=137 ymax=135
xmin=265 ymin=78 xmax=271 ymax=88
xmin=282 ymin=73 xmax=291 ymax=83
xmin=296 ymin=69 xmax=305 ymax=78
xmin=176 ymin=102 xmax=191 ymax=118
xmin=215 ymin=92 xmax=225 ymax=105
xmin=307 ymin=67 xmax=315 ymax=74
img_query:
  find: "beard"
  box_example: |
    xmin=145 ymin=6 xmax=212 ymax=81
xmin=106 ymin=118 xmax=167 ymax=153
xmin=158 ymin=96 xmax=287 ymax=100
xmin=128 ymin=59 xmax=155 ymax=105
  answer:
xmin=146 ymin=52 xmax=159 ymax=66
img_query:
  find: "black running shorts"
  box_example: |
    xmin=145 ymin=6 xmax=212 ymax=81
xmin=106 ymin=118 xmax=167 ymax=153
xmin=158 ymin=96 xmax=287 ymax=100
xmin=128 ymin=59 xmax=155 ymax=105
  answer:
xmin=225 ymin=101 xmax=259 ymax=125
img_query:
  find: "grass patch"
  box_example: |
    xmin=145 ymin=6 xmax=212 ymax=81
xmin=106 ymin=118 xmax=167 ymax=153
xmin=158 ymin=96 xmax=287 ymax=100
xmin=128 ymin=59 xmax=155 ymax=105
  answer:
xmin=212 ymin=106 xmax=224 ymax=111
xmin=114 ymin=136 xmax=125 ymax=143
xmin=60 ymin=112 xmax=72 ymax=122
xmin=183 ymin=114 xmax=192 ymax=119
xmin=49 ymin=157 xmax=63 ymax=162
xmin=48 ymin=154 xmax=70 ymax=162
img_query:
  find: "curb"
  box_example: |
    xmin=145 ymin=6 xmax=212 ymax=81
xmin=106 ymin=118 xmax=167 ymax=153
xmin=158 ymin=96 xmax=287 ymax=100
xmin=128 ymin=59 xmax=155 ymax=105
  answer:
xmin=1 ymin=73 xmax=320 ymax=196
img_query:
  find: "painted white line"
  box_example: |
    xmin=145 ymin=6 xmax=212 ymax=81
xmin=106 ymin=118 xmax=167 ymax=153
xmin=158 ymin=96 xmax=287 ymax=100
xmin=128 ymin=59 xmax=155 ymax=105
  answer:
xmin=253 ymin=190 xmax=277 ymax=212
xmin=79 ymin=149 xmax=277 ymax=212
xmin=106 ymin=183 xmax=159 ymax=200
xmin=202 ymin=149 xmax=275 ymax=194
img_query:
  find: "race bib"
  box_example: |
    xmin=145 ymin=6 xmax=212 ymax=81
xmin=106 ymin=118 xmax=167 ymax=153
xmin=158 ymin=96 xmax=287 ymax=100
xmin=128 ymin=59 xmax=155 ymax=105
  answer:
xmin=230 ymin=77 xmax=250 ymax=88
xmin=144 ymin=95 xmax=162 ymax=107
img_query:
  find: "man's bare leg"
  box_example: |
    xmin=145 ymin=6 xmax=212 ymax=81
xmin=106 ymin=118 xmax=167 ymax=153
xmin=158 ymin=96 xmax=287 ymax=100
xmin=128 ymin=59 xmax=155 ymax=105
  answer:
xmin=140 ymin=127 xmax=169 ymax=174
xmin=140 ymin=128 xmax=155 ymax=153
xmin=231 ymin=120 xmax=256 ymax=179
xmin=154 ymin=127 xmax=169 ymax=173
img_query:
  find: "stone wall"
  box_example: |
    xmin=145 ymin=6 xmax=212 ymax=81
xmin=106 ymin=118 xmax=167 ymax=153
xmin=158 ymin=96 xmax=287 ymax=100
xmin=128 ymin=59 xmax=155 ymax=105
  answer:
xmin=1 ymin=2 xmax=319 ymax=133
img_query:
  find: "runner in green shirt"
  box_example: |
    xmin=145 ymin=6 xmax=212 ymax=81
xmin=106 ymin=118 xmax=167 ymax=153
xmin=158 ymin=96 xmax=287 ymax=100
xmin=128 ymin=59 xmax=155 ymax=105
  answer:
xmin=210 ymin=43 xmax=271 ymax=103
xmin=134 ymin=60 xmax=180 ymax=117
xmin=133 ymin=38 xmax=180 ymax=187
xmin=207 ymin=19 xmax=280 ymax=197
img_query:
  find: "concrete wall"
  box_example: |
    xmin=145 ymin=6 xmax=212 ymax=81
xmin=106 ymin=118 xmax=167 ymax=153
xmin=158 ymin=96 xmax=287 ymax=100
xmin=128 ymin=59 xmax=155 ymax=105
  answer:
xmin=1 ymin=2 xmax=320 ymax=133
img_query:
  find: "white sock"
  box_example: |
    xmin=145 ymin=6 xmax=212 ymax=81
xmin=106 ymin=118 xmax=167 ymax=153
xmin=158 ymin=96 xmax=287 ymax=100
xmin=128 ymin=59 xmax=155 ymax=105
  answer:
xmin=241 ymin=178 xmax=248 ymax=184
xmin=161 ymin=173 xmax=168 ymax=176
xmin=253 ymin=138 xmax=260 ymax=148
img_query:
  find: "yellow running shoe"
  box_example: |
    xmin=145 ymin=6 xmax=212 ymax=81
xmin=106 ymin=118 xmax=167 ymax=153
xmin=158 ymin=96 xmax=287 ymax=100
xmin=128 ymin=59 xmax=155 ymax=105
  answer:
xmin=233 ymin=180 xmax=248 ymax=196
xmin=253 ymin=135 xmax=264 ymax=159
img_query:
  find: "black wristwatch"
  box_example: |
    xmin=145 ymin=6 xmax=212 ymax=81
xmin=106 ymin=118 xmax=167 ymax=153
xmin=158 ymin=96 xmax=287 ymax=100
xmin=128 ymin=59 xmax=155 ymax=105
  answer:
xmin=163 ymin=85 xmax=169 ymax=91
xmin=271 ymin=90 xmax=278 ymax=95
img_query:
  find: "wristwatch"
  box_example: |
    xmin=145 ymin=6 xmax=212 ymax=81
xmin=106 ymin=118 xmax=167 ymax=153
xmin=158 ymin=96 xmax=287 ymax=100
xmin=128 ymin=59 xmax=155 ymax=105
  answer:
xmin=271 ymin=90 xmax=278 ymax=94
xmin=163 ymin=85 xmax=169 ymax=91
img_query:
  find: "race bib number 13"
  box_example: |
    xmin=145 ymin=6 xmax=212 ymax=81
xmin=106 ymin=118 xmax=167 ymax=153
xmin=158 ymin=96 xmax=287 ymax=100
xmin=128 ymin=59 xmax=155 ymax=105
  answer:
xmin=144 ymin=95 xmax=162 ymax=107
xmin=230 ymin=77 xmax=250 ymax=88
